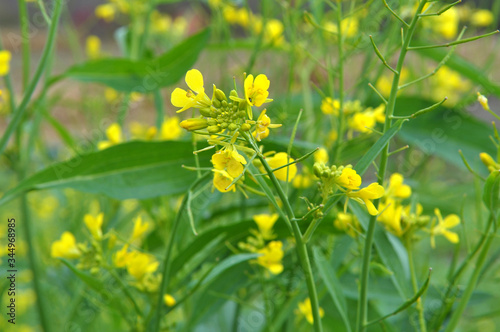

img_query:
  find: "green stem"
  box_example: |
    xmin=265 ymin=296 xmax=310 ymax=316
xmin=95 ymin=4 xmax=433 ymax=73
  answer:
xmin=246 ymin=134 xmax=323 ymax=332
xmin=149 ymin=172 xmax=211 ymax=332
xmin=356 ymin=2 xmax=427 ymax=331
xmin=18 ymin=0 xmax=30 ymax=91
xmin=407 ymin=237 xmax=427 ymax=332
xmin=0 ymin=0 xmax=63 ymax=156
xmin=332 ymin=1 xmax=345 ymax=163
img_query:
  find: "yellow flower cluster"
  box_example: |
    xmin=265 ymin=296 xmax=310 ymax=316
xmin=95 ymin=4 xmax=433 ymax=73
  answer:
xmin=0 ymin=50 xmax=12 ymax=76
xmin=296 ymin=298 xmax=325 ymax=325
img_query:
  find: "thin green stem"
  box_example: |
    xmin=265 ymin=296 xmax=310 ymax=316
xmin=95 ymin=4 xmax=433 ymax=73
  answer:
xmin=0 ymin=0 xmax=63 ymax=156
xmin=407 ymin=237 xmax=427 ymax=332
xmin=18 ymin=0 xmax=30 ymax=91
xmin=356 ymin=2 xmax=427 ymax=331
xmin=245 ymin=134 xmax=323 ymax=332
xmin=332 ymin=1 xmax=345 ymax=163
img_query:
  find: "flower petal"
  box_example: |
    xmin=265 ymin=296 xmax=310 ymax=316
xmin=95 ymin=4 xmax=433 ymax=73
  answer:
xmin=185 ymin=69 xmax=204 ymax=93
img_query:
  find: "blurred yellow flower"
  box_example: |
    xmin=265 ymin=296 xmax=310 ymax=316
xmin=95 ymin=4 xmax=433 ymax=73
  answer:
xmin=151 ymin=11 xmax=171 ymax=33
xmin=293 ymin=168 xmax=314 ymax=189
xmin=266 ymin=152 xmax=297 ymax=182
xmin=126 ymin=251 xmax=159 ymax=280
xmin=427 ymin=7 xmax=459 ymax=39
xmin=320 ymin=97 xmax=340 ymax=115
xmin=256 ymin=241 xmax=284 ymax=274
xmin=334 ymin=212 xmax=361 ymax=238
xmin=84 ymin=213 xmax=104 ymax=240
xmin=386 ymin=173 xmax=412 ymax=199
xmin=0 ymin=50 xmax=12 ymax=76
xmin=324 ymin=17 xmax=359 ymax=38
xmin=51 ymin=232 xmax=81 ymax=259
xmin=131 ymin=216 xmax=150 ymax=242
xmin=130 ymin=122 xmax=157 ymax=140
xmin=105 ymin=88 xmax=119 ymax=103
xmin=470 ymin=9 xmax=494 ymax=27
xmin=244 ymin=74 xmax=271 ymax=107
xmin=430 ymin=208 xmax=460 ymax=248
xmin=164 ymin=294 xmax=176 ymax=307
xmin=95 ymin=4 xmax=116 ymax=22
xmin=378 ymin=198 xmax=404 ymax=236
xmin=347 ymin=183 xmax=385 ymax=215
xmin=114 ymin=244 xmax=129 ymax=268
xmin=171 ymin=69 xmax=211 ymax=113
xmin=314 ymin=148 xmax=329 ymax=164
xmin=253 ymin=109 xmax=282 ymax=141
xmin=253 ymin=213 xmax=278 ymax=240
xmin=297 ymin=298 xmax=324 ymax=325
xmin=161 ymin=117 xmax=183 ymax=140
xmin=98 ymin=123 xmax=123 ymax=150
xmin=348 ymin=112 xmax=376 ymax=133
xmin=86 ymin=35 xmax=101 ymax=59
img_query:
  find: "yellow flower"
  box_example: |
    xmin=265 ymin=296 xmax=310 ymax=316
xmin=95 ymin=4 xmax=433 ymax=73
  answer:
xmin=86 ymin=35 xmax=101 ymax=59
xmin=480 ymin=152 xmax=499 ymax=172
xmin=151 ymin=11 xmax=171 ymax=33
xmin=477 ymin=92 xmax=490 ymax=111
xmin=244 ymin=74 xmax=271 ymax=107
xmin=293 ymin=168 xmax=314 ymax=189
xmin=171 ymin=69 xmax=211 ymax=113
xmin=470 ymin=9 xmax=494 ymax=27
xmin=84 ymin=213 xmax=104 ymax=240
xmin=348 ymin=112 xmax=376 ymax=133
xmin=253 ymin=109 xmax=282 ymax=141
xmin=211 ymin=148 xmax=246 ymax=192
xmin=320 ymin=97 xmax=340 ymax=115
xmin=253 ymin=213 xmax=279 ymax=240
xmin=105 ymin=88 xmax=119 ymax=103
xmin=430 ymin=208 xmax=460 ymax=248
xmin=336 ymin=167 xmax=361 ymax=190
xmin=95 ymin=4 xmax=116 ymax=22
xmin=114 ymin=244 xmax=130 ymax=268
xmin=324 ymin=17 xmax=359 ymax=38
xmin=266 ymin=152 xmax=297 ymax=182
xmin=334 ymin=212 xmax=361 ymax=238
xmin=256 ymin=241 xmax=284 ymax=274
xmin=126 ymin=251 xmax=159 ymax=280
xmin=98 ymin=123 xmax=122 ymax=150
xmin=297 ymin=298 xmax=325 ymax=325
xmin=51 ymin=232 xmax=81 ymax=259
xmin=164 ymin=294 xmax=176 ymax=307
xmin=264 ymin=19 xmax=285 ymax=45
xmin=131 ymin=216 xmax=150 ymax=242
xmin=0 ymin=50 xmax=12 ymax=76
xmin=130 ymin=122 xmax=157 ymax=140
xmin=427 ymin=7 xmax=459 ymax=39
xmin=386 ymin=173 xmax=412 ymax=199
xmin=161 ymin=117 xmax=183 ymax=140
xmin=378 ymin=199 xmax=404 ymax=236
xmin=223 ymin=6 xmax=238 ymax=25
xmin=347 ymin=183 xmax=385 ymax=216
xmin=314 ymin=148 xmax=329 ymax=164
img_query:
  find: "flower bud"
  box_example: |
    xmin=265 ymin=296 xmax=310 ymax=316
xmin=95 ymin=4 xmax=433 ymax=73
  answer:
xmin=477 ymin=92 xmax=489 ymax=111
xmin=207 ymin=125 xmax=221 ymax=133
xmin=240 ymin=123 xmax=251 ymax=131
xmin=313 ymin=162 xmax=323 ymax=178
xmin=207 ymin=119 xmax=218 ymax=126
xmin=230 ymin=90 xmax=238 ymax=98
xmin=215 ymin=89 xmax=227 ymax=101
xmin=212 ymin=99 xmax=221 ymax=108
xmin=228 ymin=123 xmax=238 ymax=131
xmin=180 ymin=118 xmax=208 ymax=131
xmin=480 ymin=152 xmax=499 ymax=169
xmin=220 ymin=122 xmax=228 ymax=129
xmin=199 ymin=108 xmax=212 ymax=117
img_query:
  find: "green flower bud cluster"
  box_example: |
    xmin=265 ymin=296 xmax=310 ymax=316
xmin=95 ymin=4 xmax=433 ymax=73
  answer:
xmin=202 ymin=89 xmax=248 ymax=134
xmin=313 ymin=162 xmax=345 ymax=180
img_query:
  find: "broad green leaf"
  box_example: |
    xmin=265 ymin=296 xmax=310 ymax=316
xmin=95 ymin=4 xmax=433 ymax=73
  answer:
xmin=55 ymin=29 xmax=210 ymax=93
xmin=314 ymin=248 xmax=352 ymax=332
xmin=354 ymin=119 xmax=406 ymax=175
xmin=415 ymin=44 xmax=500 ymax=96
xmin=0 ymin=141 xmax=210 ymax=206
xmin=483 ymin=170 xmax=500 ymax=221
xmin=350 ymin=203 xmax=411 ymax=299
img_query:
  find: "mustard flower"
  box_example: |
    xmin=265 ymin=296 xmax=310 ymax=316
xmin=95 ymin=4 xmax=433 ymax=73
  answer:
xmin=171 ymin=69 xmax=211 ymax=113
xmin=253 ymin=213 xmax=279 ymax=240
xmin=297 ymin=298 xmax=325 ymax=325
xmin=347 ymin=183 xmax=385 ymax=216
xmin=126 ymin=251 xmax=159 ymax=280
xmin=114 ymin=244 xmax=130 ymax=268
xmin=334 ymin=212 xmax=361 ymax=238
xmin=336 ymin=167 xmax=361 ymax=190
xmin=292 ymin=168 xmax=314 ymax=189
xmin=84 ymin=213 xmax=104 ymax=240
xmin=95 ymin=4 xmax=116 ymax=22
xmin=470 ymin=10 xmax=494 ymax=27
xmin=130 ymin=122 xmax=157 ymax=140
xmin=430 ymin=208 xmax=460 ymax=248
xmin=256 ymin=241 xmax=284 ymax=274
xmin=0 ymin=50 xmax=12 ymax=76
xmin=314 ymin=148 xmax=329 ymax=164
xmin=211 ymin=149 xmax=246 ymax=192
xmin=51 ymin=232 xmax=81 ymax=259
xmin=98 ymin=123 xmax=122 ymax=150
xmin=320 ymin=97 xmax=340 ymax=115
xmin=253 ymin=109 xmax=282 ymax=141
xmin=266 ymin=152 xmax=297 ymax=182
xmin=244 ymin=74 xmax=271 ymax=107
xmin=161 ymin=117 xmax=183 ymax=140
xmin=348 ymin=112 xmax=376 ymax=133
xmin=151 ymin=11 xmax=171 ymax=33
xmin=378 ymin=198 xmax=404 ymax=236
xmin=131 ymin=216 xmax=150 ymax=242
xmin=386 ymin=173 xmax=412 ymax=199
xmin=164 ymin=294 xmax=176 ymax=307
xmin=86 ymin=35 xmax=101 ymax=59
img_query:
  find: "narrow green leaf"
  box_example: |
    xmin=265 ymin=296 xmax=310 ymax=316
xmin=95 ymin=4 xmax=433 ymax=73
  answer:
xmin=314 ymin=248 xmax=352 ymax=332
xmin=201 ymin=253 xmax=260 ymax=286
xmin=0 ymin=141 xmax=210 ymax=206
xmin=55 ymin=29 xmax=210 ymax=93
xmin=60 ymin=259 xmax=104 ymax=290
xmin=354 ymin=119 xmax=406 ymax=175
xmin=483 ymin=170 xmax=500 ymax=221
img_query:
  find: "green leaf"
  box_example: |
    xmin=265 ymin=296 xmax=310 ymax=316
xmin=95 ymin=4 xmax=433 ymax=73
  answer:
xmin=55 ymin=29 xmax=210 ymax=93
xmin=60 ymin=259 xmax=104 ymax=290
xmin=483 ymin=170 xmax=500 ymax=221
xmin=202 ymin=253 xmax=260 ymax=286
xmin=415 ymin=44 xmax=500 ymax=96
xmin=354 ymin=119 xmax=407 ymax=175
xmin=350 ymin=203 xmax=411 ymax=299
xmin=314 ymin=248 xmax=352 ymax=332
xmin=0 ymin=141 xmax=210 ymax=206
